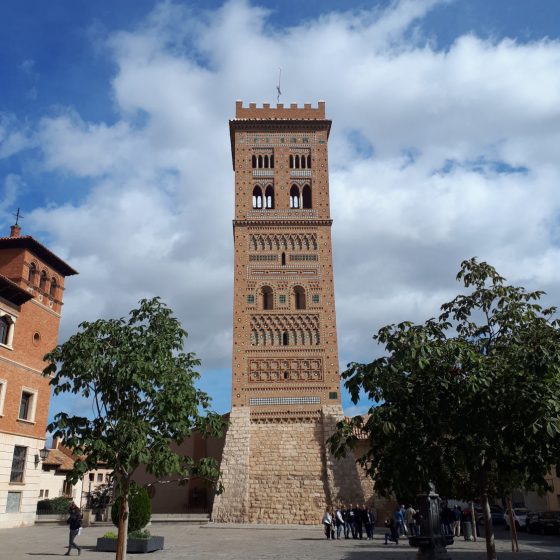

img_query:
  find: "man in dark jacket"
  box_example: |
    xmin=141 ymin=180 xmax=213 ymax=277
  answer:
xmin=364 ymin=505 xmax=375 ymax=540
xmin=348 ymin=503 xmax=357 ymax=539
xmin=354 ymin=505 xmax=363 ymax=539
xmin=65 ymin=504 xmax=82 ymax=556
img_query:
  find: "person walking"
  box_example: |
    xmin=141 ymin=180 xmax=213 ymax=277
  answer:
xmin=343 ymin=504 xmax=351 ymax=539
xmin=413 ymin=509 xmax=423 ymax=536
xmin=354 ymin=504 xmax=363 ymax=539
xmin=370 ymin=503 xmax=378 ymax=536
xmin=394 ymin=505 xmax=405 ymax=536
xmin=348 ymin=503 xmax=357 ymax=539
xmin=364 ymin=505 xmax=374 ymax=540
xmin=442 ymin=504 xmax=453 ymax=535
xmin=405 ymin=504 xmax=417 ymax=537
xmin=335 ymin=505 xmax=344 ymax=540
xmin=65 ymin=504 xmax=82 ymax=556
xmin=384 ymin=518 xmax=399 ymax=545
xmin=322 ymin=506 xmax=333 ymax=539
xmin=452 ymin=506 xmax=462 ymax=537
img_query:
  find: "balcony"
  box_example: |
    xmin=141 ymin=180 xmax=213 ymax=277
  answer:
xmin=252 ymin=169 xmax=274 ymax=178
xmin=290 ymin=169 xmax=311 ymax=178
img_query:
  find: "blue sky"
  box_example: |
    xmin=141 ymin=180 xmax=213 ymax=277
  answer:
xmin=2 ymin=0 xmax=560 ymax=421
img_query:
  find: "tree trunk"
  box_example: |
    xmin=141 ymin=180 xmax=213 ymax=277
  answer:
xmin=482 ymin=494 xmax=497 ymax=560
xmin=115 ymin=484 xmax=130 ymax=560
xmin=506 ymin=495 xmax=519 ymax=552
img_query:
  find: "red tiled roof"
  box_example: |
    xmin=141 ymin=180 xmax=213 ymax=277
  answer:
xmin=43 ymin=448 xmax=75 ymax=471
xmin=345 ymin=414 xmax=371 ymax=440
xmin=0 ymin=235 xmax=78 ymax=276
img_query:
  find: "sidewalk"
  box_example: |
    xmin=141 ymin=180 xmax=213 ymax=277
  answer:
xmin=0 ymin=522 xmax=559 ymax=559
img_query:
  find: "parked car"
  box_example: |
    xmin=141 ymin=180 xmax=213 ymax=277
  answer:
xmin=475 ymin=505 xmax=505 ymax=526
xmin=527 ymin=511 xmax=560 ymax=535
xmin=504 ymin=508 xmax=529 ymax=531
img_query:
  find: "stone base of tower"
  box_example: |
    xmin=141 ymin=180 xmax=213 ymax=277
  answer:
xmin=212 ymin=405 xmax=391 ymax=524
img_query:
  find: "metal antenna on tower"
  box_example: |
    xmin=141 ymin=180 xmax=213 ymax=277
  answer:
xmin=276 ymin=68 xmax=282 ymax=103
xmin=13 ymin=208 xmax=23 ymax=225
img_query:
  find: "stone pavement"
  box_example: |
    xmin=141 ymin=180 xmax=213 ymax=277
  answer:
xmin=0 ymin=522 xmax=559 ymax=559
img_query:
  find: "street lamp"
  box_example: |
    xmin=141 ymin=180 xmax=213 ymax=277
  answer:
xmin=39 ymin=447 xmax=50 ymax=461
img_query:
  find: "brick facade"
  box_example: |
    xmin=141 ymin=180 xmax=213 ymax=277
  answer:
xmin=212 ymin=102 xmax=382 ymax=524
xmin=0 ymin=225 xmax=77 ymax=528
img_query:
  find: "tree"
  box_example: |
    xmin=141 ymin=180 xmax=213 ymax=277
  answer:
xmin=330 ymin=259 xmax=560 ymax=560
xmin=45 ymin=298 xmax=225 ymax=560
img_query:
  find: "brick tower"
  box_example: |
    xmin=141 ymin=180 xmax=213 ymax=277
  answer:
xmin=212 ymin=101 xmax=366 ymax=524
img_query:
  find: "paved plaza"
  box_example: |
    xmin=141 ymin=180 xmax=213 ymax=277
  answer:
xmin=0 ymin=523 xmax=559 ymax=559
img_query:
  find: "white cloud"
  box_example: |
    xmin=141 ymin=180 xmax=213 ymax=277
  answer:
xmin=0 ymin=114 xmax=34 ymax=159
xmin=14 ymin=0 xmax=560 ymax=414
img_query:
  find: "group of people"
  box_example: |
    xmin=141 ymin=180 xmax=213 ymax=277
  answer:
xmin=441 ymin=504 xmax=475 ymax=539
xmin=384 ymin=504 xmax=422 ymax=545
xmin=321 ymin=504 xmax=376 ymax=540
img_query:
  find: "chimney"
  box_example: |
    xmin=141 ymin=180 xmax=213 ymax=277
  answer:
xmin=52 ymin=437 xmax=60 ymax=449
xmin=10 ymin=224 xmax=21 ymax=238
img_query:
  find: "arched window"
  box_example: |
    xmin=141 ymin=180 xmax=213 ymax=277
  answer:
xmin=28 ymin=263 xmax=37 ymax=285
xmin=290 ymin=185 xmax=300 ymax=208
xmin=289 ymin=155 xmax=294 ymax=168
xmin=301 ymin=155 xmax=306 ymax=169
xmin=39 ymin=271 xmax=47 ymax=292
xmin=264 ymin=155 xmax=269 ymax=168
xmin=282 ymin=331 xmax=289 ymax=346
xmin=270 ymin=155 xmax=274 ymax=168
xmin=281 ymin=252 xmax=286 ymax=266
xmin=307 ymin=155 xmax=311 ymax=168
xmin=252 ymin=186 xmax=263 ymax=209
xmin=262 ymin=286 xmax=273 ymax=310
xmin=252 ymin=155 xmax=257 ymax=168
xmin=302 ymin=185 xmax=312 ymax=209
xmin=294 ymin=286 xmax=306 ymax=310
xmin=295 ymin=155 xmax=300 ymax=169
xmin=50 ymin=278 xmax=57 ymax=299
xmin=258 ymin=155 xmax=263 ymax=168
xmin=265 ymin=185 xmax=274 ymax=209
xmin=0 ymin=316 xmax=10 ymax=345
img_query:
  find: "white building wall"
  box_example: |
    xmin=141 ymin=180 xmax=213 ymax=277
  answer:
xmin=0 ymin=432 xmax=44 ymax=528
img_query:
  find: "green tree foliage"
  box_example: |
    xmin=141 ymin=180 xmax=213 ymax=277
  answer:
xmin=111 ymin=483 xmax=151 ymax=533
xmin=330 ymin=259 xmax=560 ymax=560
xmin=44 ymin=298 xmax=225 ymax=560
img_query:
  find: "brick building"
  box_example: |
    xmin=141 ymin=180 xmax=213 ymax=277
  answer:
xmin=0 ymin=224 xmax=77 ymax=528
xmin=211 ymin=101 xmax=384 ymax=524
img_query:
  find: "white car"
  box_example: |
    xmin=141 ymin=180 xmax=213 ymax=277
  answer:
xmin=504 ymin=508 xmax=529 ymax=531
